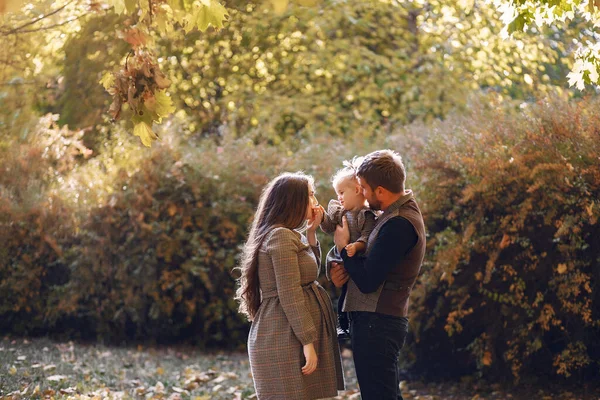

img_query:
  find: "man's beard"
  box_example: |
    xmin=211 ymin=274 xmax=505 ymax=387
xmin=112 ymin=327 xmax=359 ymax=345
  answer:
xmin=367 ymin=196 xmax=381 ymax=211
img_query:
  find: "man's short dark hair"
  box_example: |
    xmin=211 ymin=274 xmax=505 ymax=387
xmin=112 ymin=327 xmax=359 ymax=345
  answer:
xmin=357 ymin=150 xmax=405 ymax=194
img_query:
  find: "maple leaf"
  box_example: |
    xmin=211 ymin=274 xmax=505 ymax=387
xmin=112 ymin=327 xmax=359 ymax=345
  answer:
xmin=99 ymin=72 xmax=115 ymax=91
xmin=183 ymin=0 xmax=228 ymax=33
xmin=145 ymin=90 xmax=176 ymax=119
xmin=133 ymin=120 xmax=158 ymax=147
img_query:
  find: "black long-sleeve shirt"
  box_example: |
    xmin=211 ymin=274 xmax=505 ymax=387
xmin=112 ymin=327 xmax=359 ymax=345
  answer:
xmin=341 ymin=216 xmax=418 ymax=293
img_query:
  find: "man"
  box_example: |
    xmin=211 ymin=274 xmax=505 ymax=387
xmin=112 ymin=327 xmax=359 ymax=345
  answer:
xmin=331 ymin=149 xmax=426 ymax=400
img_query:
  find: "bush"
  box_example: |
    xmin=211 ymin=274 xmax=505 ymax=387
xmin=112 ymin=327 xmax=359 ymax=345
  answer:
xmin=0 ymin=115 xmax=82 ymax=336
xmin=0 ymin=117 xmax=413 ymax=346
xmin=407 ymin=96 xmax=600 ymax=382
xmin=46 ymin=147 xmax=250 ymax=346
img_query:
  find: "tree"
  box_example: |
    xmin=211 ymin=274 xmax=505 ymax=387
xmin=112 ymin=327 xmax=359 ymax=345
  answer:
xmin=493 ymin=0 xmax=600 ymax=90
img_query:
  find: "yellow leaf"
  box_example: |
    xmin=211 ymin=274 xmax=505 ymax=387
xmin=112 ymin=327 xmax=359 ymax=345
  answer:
xmin=133 ymin=121 xmax=158 ymax=147
xmin=557 ymin=263 xmax=567 ymax=274
xmin=156 ymin=366 xmax=165 ymax=375
xmin=9 ymin=365 xmax=17 ymax=375
xmin=99 ymin=73 xmax=113 ymax=88
xmin=270 ymin=0 xmax=288 ymax=14
xmin=145 ymin=90 xmax=176 ymax=118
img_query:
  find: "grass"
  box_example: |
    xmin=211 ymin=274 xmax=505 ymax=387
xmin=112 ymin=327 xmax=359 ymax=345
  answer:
xmin=1 ymin=336 xmax=598 ymax=399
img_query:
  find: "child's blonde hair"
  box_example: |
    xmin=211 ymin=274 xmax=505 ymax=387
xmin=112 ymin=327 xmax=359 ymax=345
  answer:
xmin=331 ymin=156 xmax=365 ymax=188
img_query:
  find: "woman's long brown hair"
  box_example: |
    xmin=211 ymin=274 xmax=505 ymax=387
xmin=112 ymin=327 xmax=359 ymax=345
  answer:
xmin=235 ymin=172 xmax=313 ymax=321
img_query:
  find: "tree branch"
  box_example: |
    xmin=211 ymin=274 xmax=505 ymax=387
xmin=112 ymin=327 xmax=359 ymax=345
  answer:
xmin=9 ymin=14 xmax=84 ymax=34
xmin=0 ymin=0 xmax=75 ymax=36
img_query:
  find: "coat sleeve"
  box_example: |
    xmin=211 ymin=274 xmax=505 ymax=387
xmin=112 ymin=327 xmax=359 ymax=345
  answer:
xmin=310 ymin=241 xmax=322 ymax=267
xmin=341 ymin=217 xmax=418 ymax=293
xmin=266 ymin=228 xmax=318 ymax=345
xmin=356 ymin=210 xmax=377 ymax=245
xmin=320 ymin=199 xmax=343 ymax=234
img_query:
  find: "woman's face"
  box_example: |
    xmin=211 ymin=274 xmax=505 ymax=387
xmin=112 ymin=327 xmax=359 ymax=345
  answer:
xmin=306 ymin=184 xmax=319 ymax=219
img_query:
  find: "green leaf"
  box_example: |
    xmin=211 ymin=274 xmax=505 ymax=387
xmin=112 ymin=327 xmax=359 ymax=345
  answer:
xmin=132 ymin=120 xmax=158 ymax=147
xmin=107 ymin=0 xmax=126 ymax=14
xmin=125 ymin=0 xmax=136 ymax=13
xmin=507 ymin=12 xmax=528 ymax=34
xmin=156 ymin=11 xmax=171 ymax=34
xmin=183 ymin=0 xmax=228 ymax=33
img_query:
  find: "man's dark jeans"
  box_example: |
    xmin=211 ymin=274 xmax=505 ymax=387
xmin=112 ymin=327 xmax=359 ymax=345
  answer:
xmin=350 ymin=311 xmax=409 ymax=400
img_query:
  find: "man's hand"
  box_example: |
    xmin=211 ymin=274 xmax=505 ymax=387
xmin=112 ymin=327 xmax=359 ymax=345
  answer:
xmin=330 ymin=262 xmax=349 ymax=288
xmin=334 ymin=216 xmax=350 ymax=253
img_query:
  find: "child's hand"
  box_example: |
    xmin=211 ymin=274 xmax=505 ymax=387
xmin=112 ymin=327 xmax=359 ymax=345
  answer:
xmin=346 ymin=243 xmax=356 ymax=257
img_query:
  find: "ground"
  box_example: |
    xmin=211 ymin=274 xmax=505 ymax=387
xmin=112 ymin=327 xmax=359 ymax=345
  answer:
xmin=0 ymin=336 xmax=597 ymax=399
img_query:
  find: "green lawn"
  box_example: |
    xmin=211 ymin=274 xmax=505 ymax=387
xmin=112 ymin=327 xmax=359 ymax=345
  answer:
xmin=0 ymin=336 xmax=596 ymax=399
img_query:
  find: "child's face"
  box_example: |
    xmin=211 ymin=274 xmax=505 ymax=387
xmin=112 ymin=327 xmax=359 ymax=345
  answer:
xmin=334 ymin=179 xmax=365 ymax=211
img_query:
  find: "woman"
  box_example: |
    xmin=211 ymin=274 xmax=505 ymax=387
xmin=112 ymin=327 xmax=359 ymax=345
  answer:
xmin=236 ymin=172 xmax=344 ymax=400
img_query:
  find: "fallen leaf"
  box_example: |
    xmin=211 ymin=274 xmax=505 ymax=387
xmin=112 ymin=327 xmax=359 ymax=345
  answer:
xmin=9 ymin=365 xmax=17 ymax=375
xmin=60 ymin=387 xmax=77 ymax=394
xmin=482 ymin=351 xmax=493 ymax=366
xmin=46 ymin=375 xmax=68 ymax=381
xmin=211 ymin=375 xmax=227 ymax=384
xmin=154 ymin=381 xmax=165 ymax=394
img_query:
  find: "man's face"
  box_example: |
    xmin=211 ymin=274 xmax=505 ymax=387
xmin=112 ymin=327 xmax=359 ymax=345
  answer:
xmin=358 ymin=176 xmax=381 ymax=210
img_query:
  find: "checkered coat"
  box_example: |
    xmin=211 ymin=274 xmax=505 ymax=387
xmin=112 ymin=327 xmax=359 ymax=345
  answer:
xmin=248 ymin=227 xmax=344 ymax=400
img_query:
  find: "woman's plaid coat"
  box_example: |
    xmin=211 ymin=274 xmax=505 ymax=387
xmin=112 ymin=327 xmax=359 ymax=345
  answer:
xmin=248 ymin=227 xmax=344 ymax=399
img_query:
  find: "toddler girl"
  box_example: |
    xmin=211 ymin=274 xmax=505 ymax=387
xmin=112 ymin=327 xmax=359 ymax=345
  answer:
xmin=320 ymin=158 xmax=377 ymax=339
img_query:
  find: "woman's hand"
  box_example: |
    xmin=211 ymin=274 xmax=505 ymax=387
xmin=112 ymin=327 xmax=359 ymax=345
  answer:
xmin=307 ymin=205 xmax=324 ymax=233
xmin=302 ymin=343 xmax=318 ymax=375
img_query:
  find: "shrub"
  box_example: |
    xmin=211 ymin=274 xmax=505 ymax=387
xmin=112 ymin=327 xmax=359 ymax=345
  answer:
xmin=407 ymin=96 xmax=600 ymax=381
xmin=1 ymin=117 xmax=411 ymax=346
xmin=0 ymin=114 xmax=83 ymax=335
